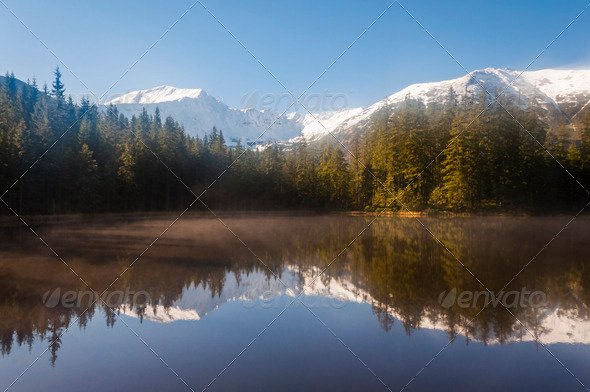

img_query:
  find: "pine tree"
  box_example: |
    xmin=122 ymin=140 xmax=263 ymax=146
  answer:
xmin=51 ymin=66 xmax=65 ymax=104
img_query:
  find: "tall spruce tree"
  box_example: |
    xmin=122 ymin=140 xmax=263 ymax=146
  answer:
xmin=51 ymin=66 xmax=65 ymax=104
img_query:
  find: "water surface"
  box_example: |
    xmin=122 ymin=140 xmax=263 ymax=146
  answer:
xmin=0 ymin=213 xmax=589 ymax=391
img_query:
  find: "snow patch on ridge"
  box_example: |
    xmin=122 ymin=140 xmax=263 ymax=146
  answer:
xmin=108 ymin=85 xmax=204 ymax=105
xmin=523 ymin=68 xmax=590 ymax=103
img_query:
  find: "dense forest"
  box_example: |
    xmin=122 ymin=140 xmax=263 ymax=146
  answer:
xmin=1 ymin=67 xmax=590 ymax=215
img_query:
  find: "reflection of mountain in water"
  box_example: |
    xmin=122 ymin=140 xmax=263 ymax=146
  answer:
xmin=122 ymin=268 xmax=300 ymax=323
xmin=2 ymin=214 xmax=590 ymax=365
xmin=122 ymin=265 xmax=590 ymax=345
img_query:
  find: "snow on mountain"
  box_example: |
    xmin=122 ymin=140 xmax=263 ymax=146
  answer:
xmin=107 ymin=86 xmax=297 ymax=144
xmin=106 ymin=68 xmax=590 ymax=146
xmin=106 ymin=86 xmax=361 ymax=145
xmin=108 ymin=85 xmax=204 ymax=104
xmin=333 ymin=68 xmax=590 ymax=140
xmin=523 ymin=68 xmax=590 ymax=103
xmin=286 ymin=108 xmax=364 ymax=142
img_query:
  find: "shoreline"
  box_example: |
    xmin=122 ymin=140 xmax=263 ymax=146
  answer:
xmin=0 ymin=209 xmax=585 ymax=226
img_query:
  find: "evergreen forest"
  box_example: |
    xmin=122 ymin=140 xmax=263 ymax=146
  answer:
xmin=1 ymin=68 xmax=589 ymax=215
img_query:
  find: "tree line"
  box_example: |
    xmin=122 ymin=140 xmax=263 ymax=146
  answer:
xmin=1 ymin=67 xmax=589 ymax=214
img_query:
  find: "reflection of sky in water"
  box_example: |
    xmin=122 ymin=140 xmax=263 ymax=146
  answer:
xmin=2 ymin=297 xmax=590 ymax=392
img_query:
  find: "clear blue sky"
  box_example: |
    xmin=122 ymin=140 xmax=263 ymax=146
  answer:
xmin=1 ymin=0 xmax=589 ymax=109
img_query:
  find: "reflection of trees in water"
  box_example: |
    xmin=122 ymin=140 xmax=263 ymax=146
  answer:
xmin=0 ymin=215 xmax=589 ymax=363
xmin=342 ymin=217 xmax=590 ymax=344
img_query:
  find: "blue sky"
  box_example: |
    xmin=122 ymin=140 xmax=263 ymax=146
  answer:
xmin=1 ymin=0 xmax=589 ymax=109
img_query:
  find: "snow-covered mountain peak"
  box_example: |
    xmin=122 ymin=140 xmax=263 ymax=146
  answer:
xmin=105 ymin=67 xmax=590 ymax=146
xmin=105 ymin=86 xmax=362 ymax=145
xmin=108 ymin=85 xmax=204 ymax=105
xmin=384 ymin=67 xmax=517 ymax=106
xmin=377 ymin=67 xmax=590 ymax=107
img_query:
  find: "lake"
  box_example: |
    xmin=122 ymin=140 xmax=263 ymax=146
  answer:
xmin=0 ymin=213 xmax=589 ymax=391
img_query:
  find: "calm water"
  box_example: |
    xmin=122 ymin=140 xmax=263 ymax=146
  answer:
xmin=0 ymin=213 xmax=589 ymax=391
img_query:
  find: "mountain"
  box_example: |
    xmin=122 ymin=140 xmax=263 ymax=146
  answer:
xmin=106 ymin=85 xmax=362 ymax=145
xmin=105 ymin=68 xmax=590 ymax=145
xmin=323 ymin=67 xmax=590 ymax=143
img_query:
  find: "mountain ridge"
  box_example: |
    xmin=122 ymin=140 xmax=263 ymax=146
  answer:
xmin=105 ymin=67 xmax=590 ymax=145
